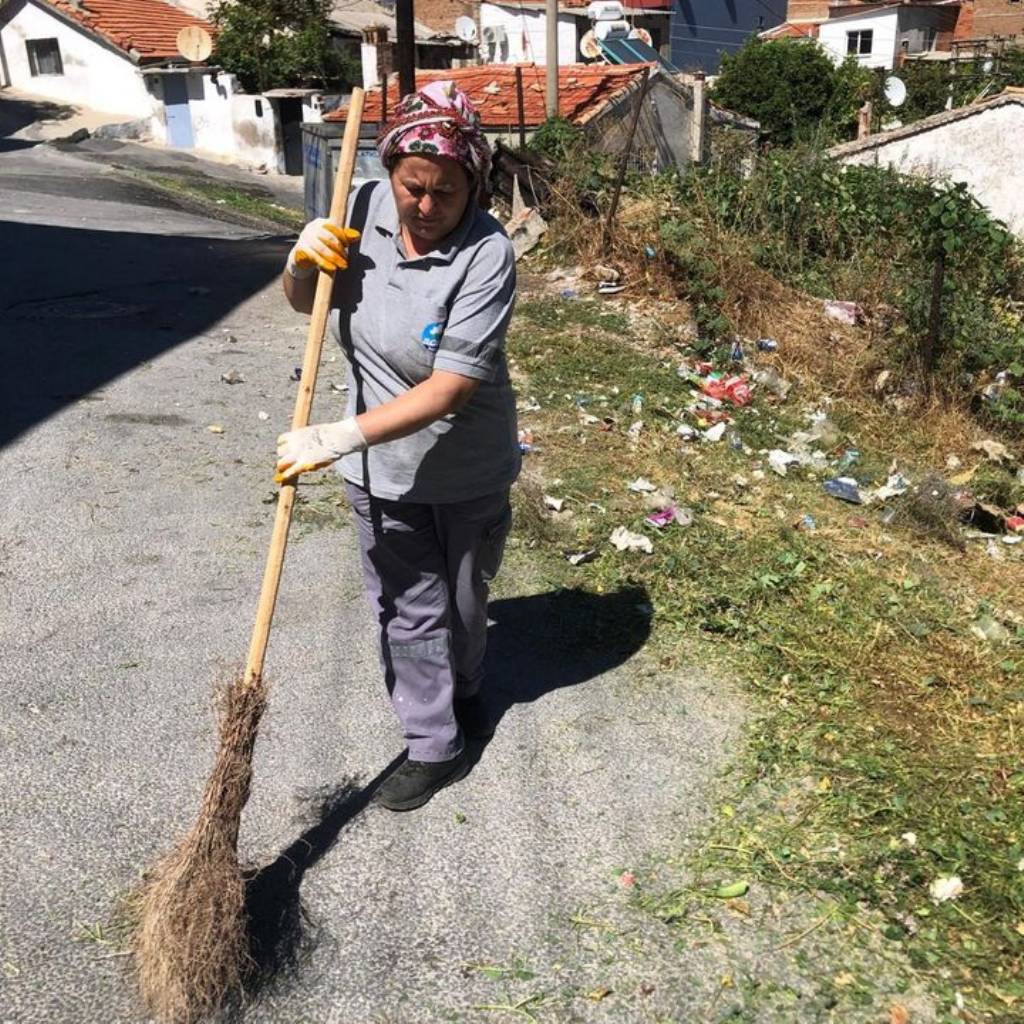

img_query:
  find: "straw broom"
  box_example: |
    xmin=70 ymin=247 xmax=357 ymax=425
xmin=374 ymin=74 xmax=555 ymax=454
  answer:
xmin=130 ymin=88 xmax=366 ymax=1024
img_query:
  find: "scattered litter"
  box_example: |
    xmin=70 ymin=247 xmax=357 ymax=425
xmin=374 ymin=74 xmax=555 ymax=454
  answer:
xmin=874 ymin=369 xmax=892 ymax=393
xmin=753 ymin=367 xmax=791 ymax=401
xmin=257 ymin=411 xmax=269 ymax=421
xmin=578 ymin=411 xmax=600 ymax=425
xmin=628 ymin=477 xmax=657 ymax=493
xmin=727 ymin=429 xmax=743 ymax=451
xmin=518 ymin=428 xmax=534 ymax=455
xmin=945 ymin=454 xmax=962 ymax=471
xmin=328 ymin=381 xmax=348 ymax=393
xmin=519 ymin=397 xmax=542 ymax=412
xmin=901 ymin=831 xmax=917 ymax=848
xmin=757 ymin=338 xmax=779 ymax=353
xmin=1003 ymin=535 xmax=1022 ymax=545
xmin=970 ymin=615 xmax=1010 ymax=643
xmin=824 ymin=477 xmax=865 ymax=504
xmin=644 ymin=245 xmax=657 ymax=259
xmin=768 ymin=449 xmax=798 ymax=476
xmin=729 ymin=339 xmax=744 ymax=362
xmin=701 ymin=375 xmax=752 ymax=406
xmin=631 ymin=394 xmax=644 ymax=417
xmin=836 ymin=448 xmax=860 ymax=472
xmin=874 ymin=473 xmax=909 ymax=502
xmin=929 ymin=875 xmax=964 ymax=904
xmin=597 ymin=281 xmax=628 ymax=295
xmin=560 ymin=288 xmax=579 ymax=300
xmin=627 ymin=420 xmax=644 ymax=445
xmin=618 ymin=871 xmax=637 ymax=888
xmin=223 ymin=333 xmax=238 ymax=344
xmin=1006 ymin=515 xmax=1024 ymax=532
xmin=207 ymin=423 xmax=225 ymax=434
xmin=289 ymin=366 xmax=302 ymax=381
xmin=567 ymin=549 xmax=597 ymax=566
xmin=644 ymin=507 xmax=678 ymax=529
xmin=704 ymin=422 xmax=727 ymax=443
xmin=972 ymin=438 xmax=1012 ymax=463
xmin=220 ymin=369 xmax=244 ymax=385
xmin=610 ymin=526 xmax=653 ymax=554
xmin=795 ymin=513 xmax=817 ymax=531
xmin=713 ymin=880 xmax=750 ymax=899
xmin=676 ymin=423 xmax=698 ymax=441
xmin=823 ymin=299 xmax=862 ymax=325
xmin=543 ymin=495 xmax=565 ymax=513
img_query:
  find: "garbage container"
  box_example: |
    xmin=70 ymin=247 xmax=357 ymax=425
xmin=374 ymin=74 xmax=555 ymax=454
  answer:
xmin=302 ymin=122 xmax=385 ymax=221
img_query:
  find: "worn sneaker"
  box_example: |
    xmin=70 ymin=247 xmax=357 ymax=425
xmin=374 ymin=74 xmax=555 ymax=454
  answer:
xmin=454 ymin=693 xmax=494 ymax=739
xmin=376 ymin=751 xmax=470 ymax=812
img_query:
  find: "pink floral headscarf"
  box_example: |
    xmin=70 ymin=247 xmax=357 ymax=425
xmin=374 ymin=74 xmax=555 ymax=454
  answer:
xmin=377 ymin=80 xmax=492 ymax=204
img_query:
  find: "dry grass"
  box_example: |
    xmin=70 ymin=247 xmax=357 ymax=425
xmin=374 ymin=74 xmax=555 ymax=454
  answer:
xmin=130 ymin=674 xmax=267 ymax=1023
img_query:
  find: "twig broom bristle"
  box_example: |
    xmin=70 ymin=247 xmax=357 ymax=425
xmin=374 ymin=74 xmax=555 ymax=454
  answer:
xmin=131 ymin=674 xmax=266 ymax=1023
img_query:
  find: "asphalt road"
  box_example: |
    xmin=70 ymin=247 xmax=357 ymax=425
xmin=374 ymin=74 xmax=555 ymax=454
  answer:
xmin=0 ymin=121 xmax=746 ymax=1023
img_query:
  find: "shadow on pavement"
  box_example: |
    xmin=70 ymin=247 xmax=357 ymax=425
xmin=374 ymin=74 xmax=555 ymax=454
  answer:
xmin=0 ymin=219 xmax=287 ymax=447
xmin=241 ymin=755 xmax=404 ymax=1001
xmin=484 ymin=585 xmax=653 ymax=720
xmin=238 ymin=586 xmax=649 ymax=1008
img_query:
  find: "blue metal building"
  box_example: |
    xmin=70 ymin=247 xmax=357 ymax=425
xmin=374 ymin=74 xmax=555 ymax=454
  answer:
xmin=669 ymin=0 xmax=787 ymax=73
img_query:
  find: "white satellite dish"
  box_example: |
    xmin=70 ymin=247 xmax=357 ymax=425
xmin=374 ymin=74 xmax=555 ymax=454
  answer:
xmin=629 ymin=27 xmax=653 ymax=46
xmin=580 ymin=29 xmax=602 ymax=60
xmin=884 ymin=75 xmax=907 ymax=108
xmin=455 ymin=16 xmax=478 ymax=44
xmin=176 ymin=25 xmax=213 ymax=63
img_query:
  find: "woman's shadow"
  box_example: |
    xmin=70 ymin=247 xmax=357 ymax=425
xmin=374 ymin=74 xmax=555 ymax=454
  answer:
xmin=241 ymin=584 xmax=651 ymax=1001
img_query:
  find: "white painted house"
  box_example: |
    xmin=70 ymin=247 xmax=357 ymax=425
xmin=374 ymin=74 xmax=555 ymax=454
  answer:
xmin=817 ymin=1 xmax=958 ymax=70
xmin=829 ymin=89 xmax=1024 ymax=235
xmin=0 ymin=0 xmax=324 ymax=172
xmin=478 ymin=2 xmax=582 ymax=64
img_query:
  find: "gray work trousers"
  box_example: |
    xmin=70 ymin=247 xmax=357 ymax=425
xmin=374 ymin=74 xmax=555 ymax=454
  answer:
xmin=346 ymin=482 xmax=512 ymax=762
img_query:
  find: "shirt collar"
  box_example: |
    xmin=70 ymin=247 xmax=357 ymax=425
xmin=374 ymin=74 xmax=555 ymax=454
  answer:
xmin=374 ymin=183 xmax=476 ymax=266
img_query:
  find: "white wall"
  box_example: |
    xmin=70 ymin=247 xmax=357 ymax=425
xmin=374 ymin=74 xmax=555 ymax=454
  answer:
xmin=838 ymin=102 xmax=1024 ymax=235
xmin=818 ymin=10 xmax=899 ymax=70
xmin=480 ymin=4 xmax=579 ymax=65
xmin=0 ymin=0 xmax=155 ymax=115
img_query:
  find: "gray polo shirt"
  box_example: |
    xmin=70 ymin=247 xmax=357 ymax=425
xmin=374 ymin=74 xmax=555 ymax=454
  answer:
xmin=329 ymin=181 xmax=521 ymax=504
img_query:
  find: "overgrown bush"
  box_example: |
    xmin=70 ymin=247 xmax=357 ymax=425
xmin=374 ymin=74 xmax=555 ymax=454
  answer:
xmin=210 ymin=0 xmax=358 ymax=93
xmin=711 ymin=38 xmax=872 ymax=146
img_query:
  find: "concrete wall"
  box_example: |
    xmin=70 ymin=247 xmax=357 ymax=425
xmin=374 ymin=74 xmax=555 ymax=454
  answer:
xmin=670 ymin=0 xmax=786 ymax=74
xmin=0 ymin=0 xmax=155 ymax=115
xmin=837 ymin=102 xmax=1024 ymax=235
xmin=818 ymin=9 xmax=899 ymax=69
xmin=479 ymin=4 xmax=579 ymax=64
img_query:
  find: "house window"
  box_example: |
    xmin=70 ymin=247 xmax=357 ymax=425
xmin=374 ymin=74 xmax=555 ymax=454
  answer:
xmin=26 ymin=38 xmax=64 ymax=76
xmin=847 ymin=30 xmax=873 ymax=55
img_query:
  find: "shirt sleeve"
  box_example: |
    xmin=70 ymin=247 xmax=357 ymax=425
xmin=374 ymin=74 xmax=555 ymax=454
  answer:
xmin=433 ymin=234 xmax=517 ymax=383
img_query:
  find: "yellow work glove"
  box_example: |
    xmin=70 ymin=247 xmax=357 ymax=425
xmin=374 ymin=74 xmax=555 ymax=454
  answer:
xmin=275 ymin=417 xmax=367 ymax=484
xmin=286 ymin=218 xmax=360 ymax=278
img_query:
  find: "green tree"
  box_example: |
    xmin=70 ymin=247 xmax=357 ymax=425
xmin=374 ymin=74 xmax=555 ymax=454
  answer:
xmin=711 ymin=37 xmax=872 ymax=146
xmin=210 ymin=0 xmax=357 ymax=93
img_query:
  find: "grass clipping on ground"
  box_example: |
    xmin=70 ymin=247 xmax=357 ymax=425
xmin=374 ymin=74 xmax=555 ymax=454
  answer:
xmin=505 ymin=285 xmax=1024 ymax=1020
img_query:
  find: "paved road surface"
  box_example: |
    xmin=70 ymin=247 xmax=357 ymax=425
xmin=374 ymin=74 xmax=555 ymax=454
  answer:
xmin=0 ymin=116 xmax=744 ymax=1023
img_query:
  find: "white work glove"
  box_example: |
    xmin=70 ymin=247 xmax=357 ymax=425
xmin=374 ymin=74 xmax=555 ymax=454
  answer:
xmin=286 ymin=218 xmax=360 ymax=278
xmin=275 ymin=417 xmax=367 ymax=484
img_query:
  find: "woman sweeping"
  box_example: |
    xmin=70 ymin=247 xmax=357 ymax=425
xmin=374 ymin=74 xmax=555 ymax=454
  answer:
xmin=276 ymin=82 xmax=520 ymax=811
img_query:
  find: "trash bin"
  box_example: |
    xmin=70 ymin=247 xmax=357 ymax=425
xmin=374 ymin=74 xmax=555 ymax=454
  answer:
xmin=301 ymin=122 xmax=385 ymax=221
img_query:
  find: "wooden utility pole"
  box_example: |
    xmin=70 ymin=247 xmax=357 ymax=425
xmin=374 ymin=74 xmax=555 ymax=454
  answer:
xmin=546 ymin=0 xmax=558 ymax=118
xmin=396 ymin=0 xmax=415 ymax=98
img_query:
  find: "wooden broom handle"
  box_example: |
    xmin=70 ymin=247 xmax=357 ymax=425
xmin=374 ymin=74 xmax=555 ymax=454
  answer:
xmin=243 ymin=88 xmax=366 ymax=686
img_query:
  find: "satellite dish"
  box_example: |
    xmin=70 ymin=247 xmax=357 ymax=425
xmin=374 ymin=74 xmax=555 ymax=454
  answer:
xmin=580 ymin=29 xmax=602 ymax=60
xmin=455 ymin=16 xmax=478 ymax=44
xmin=884 ymin=75 xmax=907 ymax=108
xmin=176 ymin=25 xmax=213 ymax=63
xmin=629 ymin=27 xmax=653 ymax=46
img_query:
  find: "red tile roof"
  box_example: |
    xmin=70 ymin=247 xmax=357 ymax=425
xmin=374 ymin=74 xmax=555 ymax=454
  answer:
xmin=759 ymin=21 xmax=820 ymax=39
xmin=324 ymin=63 xmax=655 ymax=129
xmin=43 ymin=0 xmax=216 ymax=61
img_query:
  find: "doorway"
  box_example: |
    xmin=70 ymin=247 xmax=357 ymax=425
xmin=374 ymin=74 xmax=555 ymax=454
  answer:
xmin=278 ymin=97 xmax=303 ymax=175
xmin=163 ymin=74 xmax=194 ymax=148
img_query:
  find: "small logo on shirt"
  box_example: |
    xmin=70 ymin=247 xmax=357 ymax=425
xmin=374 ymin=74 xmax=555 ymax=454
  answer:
xmin=421 ymin=321 xmax=445 ymax=353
